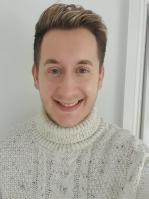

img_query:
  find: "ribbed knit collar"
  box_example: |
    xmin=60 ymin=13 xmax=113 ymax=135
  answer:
xmin=31 ymin=106 xmax=106 ymax=150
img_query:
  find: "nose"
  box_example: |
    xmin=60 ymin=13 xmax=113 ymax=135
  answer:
xmin=56 ymin=73 xmax=79 ymax=99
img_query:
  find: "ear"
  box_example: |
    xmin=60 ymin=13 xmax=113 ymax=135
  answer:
xmin=32 ymin=64 xmax=39 ymax=89
xmin=98 ymin=65 xmax=104 ymax=89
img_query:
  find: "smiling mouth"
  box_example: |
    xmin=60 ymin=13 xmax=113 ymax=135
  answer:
xmin=54 ymin=99 xmax=84 ymax=111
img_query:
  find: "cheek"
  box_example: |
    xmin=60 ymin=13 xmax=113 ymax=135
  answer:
xmin=38 ymin=78 xmax=55 ymax=98
xmin=81 ymin=79 xmax=99 ymax=96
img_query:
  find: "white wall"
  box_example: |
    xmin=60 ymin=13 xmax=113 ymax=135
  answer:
xmin=0 ymin=0 xmax=129 ymax=140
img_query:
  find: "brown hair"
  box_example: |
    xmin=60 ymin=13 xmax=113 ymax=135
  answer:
xmin=34 ymin=3 xmax=107 ymax=68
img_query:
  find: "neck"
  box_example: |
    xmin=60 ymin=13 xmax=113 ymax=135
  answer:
xmin=31 ymin=106 xmax=106 ymax=151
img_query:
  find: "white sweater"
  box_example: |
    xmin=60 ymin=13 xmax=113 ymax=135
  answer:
xmin=0 ymin=108 xmax=149 ymax=199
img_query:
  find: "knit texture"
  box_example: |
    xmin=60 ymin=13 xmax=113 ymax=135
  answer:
xmin=0 ymin=108 xmax=149 ymax=199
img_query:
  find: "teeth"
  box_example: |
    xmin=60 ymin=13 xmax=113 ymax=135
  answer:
xmin=60 ymin=101 xmax=79 ymax=107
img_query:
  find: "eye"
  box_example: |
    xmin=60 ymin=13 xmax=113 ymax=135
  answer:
xmin=77 ymin=66 xmax=89 ymax=74
xmin=48 ymin=67 xmax=61 ymax=75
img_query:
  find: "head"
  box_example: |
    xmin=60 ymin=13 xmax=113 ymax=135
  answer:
xmin=32 ymin=3 xmax=107 ymax=127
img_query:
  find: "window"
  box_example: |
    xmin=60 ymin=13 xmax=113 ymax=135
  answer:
xmin=141 ymin=10 xmax=149 ymax=145
xmin=123 ymin=0 xmax=149 ymax=146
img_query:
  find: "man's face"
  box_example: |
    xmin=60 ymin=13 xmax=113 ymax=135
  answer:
xmin=32 ymin=28 xmax=104 ymax=127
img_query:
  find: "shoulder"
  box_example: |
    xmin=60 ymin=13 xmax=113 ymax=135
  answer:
xmin=0 ymin=117 xmax=36 ymax=161
xmin=96 ymin=119 xmax=148 ymax=154
xmin=0 ymin=118 xmax=38 ymax=193
xmin=93 ymin=119 xmax=149 ymax=170
xmin=92 ymin=120 xmax=149 ymax=197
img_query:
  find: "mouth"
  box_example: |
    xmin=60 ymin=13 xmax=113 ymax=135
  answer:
xmin=54 ymin=99 xmax=84 ymax=112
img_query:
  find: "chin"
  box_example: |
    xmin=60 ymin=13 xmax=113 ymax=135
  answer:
xmin=43 ymin=102 xmax=93 ymax=128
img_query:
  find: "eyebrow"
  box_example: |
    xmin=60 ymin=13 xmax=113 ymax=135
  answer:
xmin=77 ymin=60 xmax=93 ymax=66
xmin=44 ymin=59 xmax=94 ymax=66
xmin=44 ymin=59 xmax=59 ymax=66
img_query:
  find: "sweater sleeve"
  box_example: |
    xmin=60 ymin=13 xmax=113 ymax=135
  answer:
xmin=136 ymin=155 xmax=149 ymax=199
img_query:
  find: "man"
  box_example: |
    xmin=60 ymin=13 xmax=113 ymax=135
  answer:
xmin=0 ymin=3 xmax=149 ymax=199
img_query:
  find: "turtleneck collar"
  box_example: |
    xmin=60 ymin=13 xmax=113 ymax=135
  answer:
xmin=31 ymin=106 xmax=107 ymax=151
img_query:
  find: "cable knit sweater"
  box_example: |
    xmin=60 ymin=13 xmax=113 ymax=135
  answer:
xmin=0 ymin=108 xmax=149 ymax=199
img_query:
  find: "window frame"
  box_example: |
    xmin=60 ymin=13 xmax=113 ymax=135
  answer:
xmin=123 ymin=0 xmax=149 ymax=137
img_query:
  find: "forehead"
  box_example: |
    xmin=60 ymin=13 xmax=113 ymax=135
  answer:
xmin=42 ymin=27 xmax=96 ymax=43
xmin=40 ymin=28 xmax=99 ymax=64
